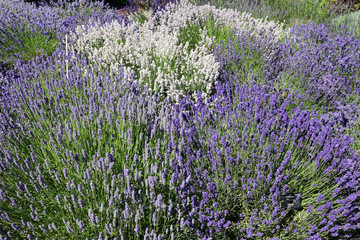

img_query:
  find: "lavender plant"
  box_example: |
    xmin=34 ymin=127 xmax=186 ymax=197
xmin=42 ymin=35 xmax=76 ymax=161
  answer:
xmin=65 ymin=0 xmax=290 ymax=107
xmin=206 ymin=12 xmax=360 ymax=134
xmin=197 ymin=82 xmax=359 ymax=239
xmin=271 ymin=23 xmax=360 ymax=123
xmin=0 ymin=42 xmax=199 ymax=240
xmin=175 ymin=82 xmax=360 ymax=239
xmin=0 ymin=0 xmax=62 ymax=73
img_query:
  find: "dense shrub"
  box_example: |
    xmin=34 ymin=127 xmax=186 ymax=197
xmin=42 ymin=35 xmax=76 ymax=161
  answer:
xmin=66 ymin=0 xmax=290 ymax=106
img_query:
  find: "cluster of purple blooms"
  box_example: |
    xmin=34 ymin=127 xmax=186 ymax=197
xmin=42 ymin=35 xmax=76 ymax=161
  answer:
xmin=0 ymin=0 xmax=360 ymax=239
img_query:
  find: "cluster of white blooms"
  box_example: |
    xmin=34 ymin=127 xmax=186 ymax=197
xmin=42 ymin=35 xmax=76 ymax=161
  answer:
xmin=66 ymin=0 xmax=290 ymax=105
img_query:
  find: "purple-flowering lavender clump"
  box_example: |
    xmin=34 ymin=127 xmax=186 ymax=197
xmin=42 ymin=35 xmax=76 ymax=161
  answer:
xmin=283 ymin=23 xmax=360 ymax=102
xmin=159 ymin=81 xmax=360 ymax=239
xmin=260 ymin=22 xmax=360 ymax=131
xmin=0 ymin=2 xmax=205 ymax=235
xmin=209 ymin=18 xmax=360 ymax=137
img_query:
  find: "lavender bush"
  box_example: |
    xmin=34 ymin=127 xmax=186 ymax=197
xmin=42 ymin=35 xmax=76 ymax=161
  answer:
xmin=0 ymin=0 xmax=360 ymax=239
xmin=65 ymin=0 xmax=290 ymax=106
xmin=204 ymin=7 xmax=360 ymax=134
xmin=168 ymin=82 xmax=360 ymax=239
xmin=266 ymin=22 xmax=360 ymax=135
xmin=0 ymin=48 xmax=190 ymax=239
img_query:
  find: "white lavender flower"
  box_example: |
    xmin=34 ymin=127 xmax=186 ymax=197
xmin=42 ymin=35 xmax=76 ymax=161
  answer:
xmin=65 ymin=0 xmax=288 ymax=107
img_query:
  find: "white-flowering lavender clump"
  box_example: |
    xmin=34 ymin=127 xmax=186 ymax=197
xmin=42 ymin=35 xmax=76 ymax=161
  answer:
xmin=66 ymin=0 xmax=290 ymax=106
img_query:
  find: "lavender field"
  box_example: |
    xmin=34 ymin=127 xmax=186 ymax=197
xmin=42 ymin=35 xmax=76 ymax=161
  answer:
xmin=1 ymin=0 xmax=360 ymax=239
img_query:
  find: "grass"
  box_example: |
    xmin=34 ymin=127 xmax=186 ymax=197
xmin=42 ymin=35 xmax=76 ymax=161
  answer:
xmin=1 ymin=0 xmax=360 ymax=239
